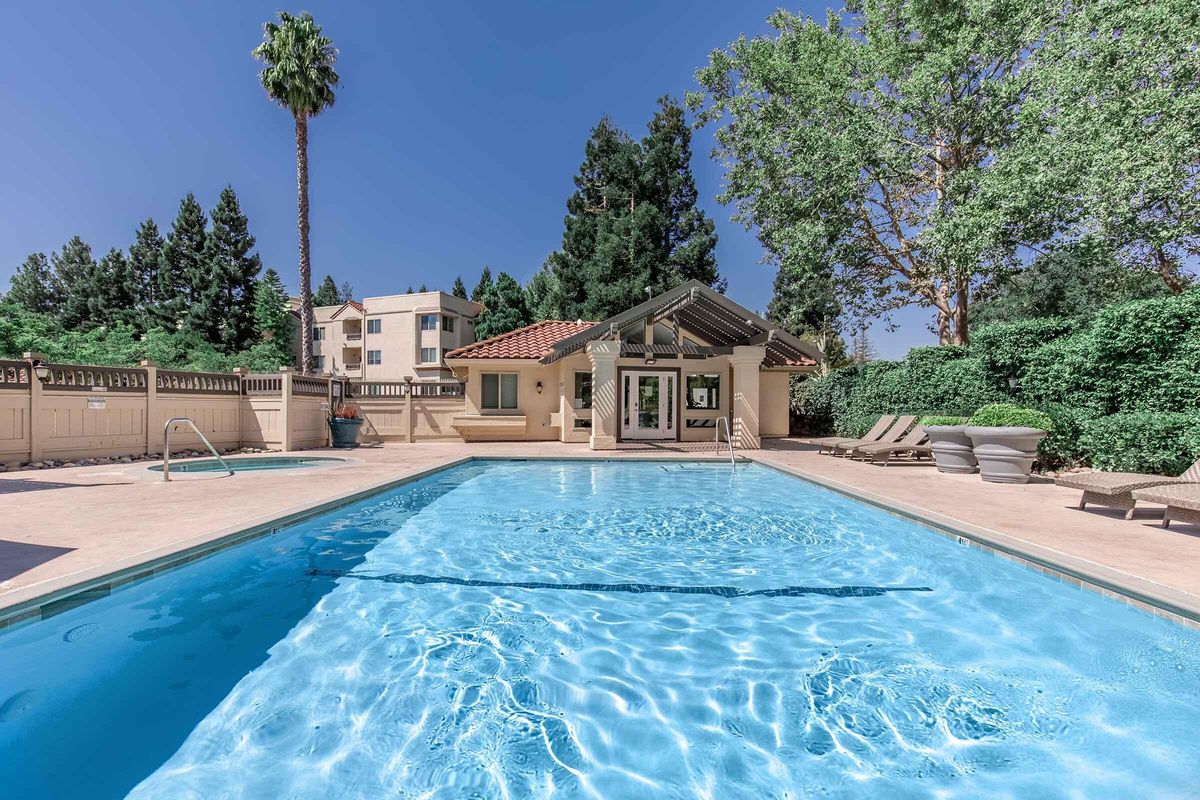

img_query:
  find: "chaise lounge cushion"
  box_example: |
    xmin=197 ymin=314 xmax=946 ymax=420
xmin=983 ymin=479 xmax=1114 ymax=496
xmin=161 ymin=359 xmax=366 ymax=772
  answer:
xmin=1132 ymin=483 xmax=1200 ymax=511
xmin=1055 ymin=471 xmax=1184 ymax=496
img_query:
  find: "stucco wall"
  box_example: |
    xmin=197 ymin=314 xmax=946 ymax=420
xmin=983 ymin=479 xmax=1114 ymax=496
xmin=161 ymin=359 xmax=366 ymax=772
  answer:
xmin=759 ymin=371 xmax=792 ymax=438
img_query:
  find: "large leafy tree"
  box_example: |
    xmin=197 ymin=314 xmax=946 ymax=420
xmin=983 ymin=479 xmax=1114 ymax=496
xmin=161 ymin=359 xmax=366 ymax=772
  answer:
xmin=691 ymin=3 xmax=1053 ymax=345
xmin=253 ymin=11 xmax=339 ymax=373
xmin=52 ymin=236 xmax=96 ymax=330
xmin=128 ymin=218 xmax=164 ymax=322
xmin=545 ymin=99 xmax=721 ymax=321
xmin=158 ymin=193 xmax=207 ymax=329
xmin=204 ymin=186 xmax=262 ymax=351
xmin=475 ymin=272 xmax=532 ymax=340
xmin=8 ymin=252 xmax=60 ymax=313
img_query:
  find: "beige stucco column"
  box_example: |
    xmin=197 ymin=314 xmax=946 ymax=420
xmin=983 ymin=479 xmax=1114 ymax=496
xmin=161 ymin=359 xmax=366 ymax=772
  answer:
xmin=587 ymin=340 xmax=620 ymax=450
xmin=279 ymin=366 xmax=294 ymax=452
xmin=141 ymin=360 xmax=158 ymax=456
xmin=24 ymin=352 xmax=46 ymax=464
xmin=730 ymin=345 xmax=766 ymax=450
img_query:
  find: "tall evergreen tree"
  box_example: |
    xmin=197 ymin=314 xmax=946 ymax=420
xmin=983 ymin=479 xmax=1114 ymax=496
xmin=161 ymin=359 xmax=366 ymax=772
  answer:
xmin=338 ymin=280 xmax=353 ymax=302
xmin=8 ymin=252 xmax=60 ymax=313
xmin=52 ymin=236 xmax=96 ymax=330
xmin=525 ymin=262 xmax=563 ymax=321
xmin=158 ymin=194 xmax=207 ymax=329
xmin=475 ymin=272 xmax=532 ymax=340
xmin=451 ymin=275 xmax=468 ymax=299
xmin=88 ymin=249 xmax=138 ymax=329
xmin=313 ymin=274 xmax=341 ymax=305
xmin=471 ymin=266 xmax=493 ymax=302
xmin=545 ymin=101 xmax=721 ymax=321
xmin=128 ymin=218 xmax=164 ymax=313
xmin=254 ymin=267 xmax=294 ymax=363
xmin=203 ymin=186 xmax=262 ymax=351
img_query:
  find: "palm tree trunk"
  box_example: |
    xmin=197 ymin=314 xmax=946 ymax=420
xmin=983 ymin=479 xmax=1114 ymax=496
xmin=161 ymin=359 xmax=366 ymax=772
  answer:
xmin=295 ymin=113 xmax=314 ymax=374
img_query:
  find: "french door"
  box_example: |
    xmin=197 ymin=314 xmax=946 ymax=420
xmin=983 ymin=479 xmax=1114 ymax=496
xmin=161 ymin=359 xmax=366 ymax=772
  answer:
xmin=621 ymin=371 xmax=676 ymax=440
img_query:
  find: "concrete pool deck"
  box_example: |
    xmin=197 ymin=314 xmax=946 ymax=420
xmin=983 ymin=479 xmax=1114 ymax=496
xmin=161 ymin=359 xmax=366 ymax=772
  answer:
xmin=2 ymin=439 xmax=1199 ymax=627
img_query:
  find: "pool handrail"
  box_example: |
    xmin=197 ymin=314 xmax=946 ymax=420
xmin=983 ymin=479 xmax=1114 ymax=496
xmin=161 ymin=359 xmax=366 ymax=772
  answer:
xmin=715 ymin=416 xmax=735 ymax=466
xmin=162 ymin=417 xmax=235 ymax=481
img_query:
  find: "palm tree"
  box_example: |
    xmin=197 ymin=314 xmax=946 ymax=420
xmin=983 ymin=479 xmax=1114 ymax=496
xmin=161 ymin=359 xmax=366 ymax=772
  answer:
xmin=252 ymin=12 xmax=339 ymax=374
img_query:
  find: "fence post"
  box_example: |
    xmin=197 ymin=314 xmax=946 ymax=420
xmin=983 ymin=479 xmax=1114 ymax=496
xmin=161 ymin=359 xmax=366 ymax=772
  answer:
xmin=323 ymin=371 xmax=334 ymax=447
xmin=404 ymin=376 xmax=414 ymax=443
xmin=279 ymin=366 xmax=294 ymax=452
xmin=141 ymin=360 xmax=158 ymax=456
xmin=232 ymin=367 xmax=248 ymax=449
xmin=24 ymin=352 xmax=45 ymax=464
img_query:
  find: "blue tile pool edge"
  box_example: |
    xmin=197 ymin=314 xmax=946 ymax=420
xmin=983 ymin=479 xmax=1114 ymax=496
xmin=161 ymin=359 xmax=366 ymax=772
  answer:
xmin=2 ymin=454 xmax=1197 ymax=633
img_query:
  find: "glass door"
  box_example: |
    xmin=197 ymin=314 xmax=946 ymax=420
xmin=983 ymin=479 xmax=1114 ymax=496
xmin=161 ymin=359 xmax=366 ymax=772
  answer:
xmin=621 ymin=372 xmax=676 ymax=440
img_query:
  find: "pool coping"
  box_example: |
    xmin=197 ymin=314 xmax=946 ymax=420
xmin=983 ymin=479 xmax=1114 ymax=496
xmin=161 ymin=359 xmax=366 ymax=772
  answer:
xmin=2 ymin=453 xmax=1197 ymax=632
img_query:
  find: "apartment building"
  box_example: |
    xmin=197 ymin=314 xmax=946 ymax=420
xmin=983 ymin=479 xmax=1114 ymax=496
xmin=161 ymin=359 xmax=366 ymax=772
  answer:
xmin=292 ymin=291 xmax=484 ymax=381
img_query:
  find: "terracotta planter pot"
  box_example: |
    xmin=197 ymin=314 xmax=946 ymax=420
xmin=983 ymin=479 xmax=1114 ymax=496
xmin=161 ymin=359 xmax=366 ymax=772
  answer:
xmin=329 ymin=417 xmax=364 ymax=448
xmin=965 ymin=426 xmax=1048 ymax=484
xmin=925 ymin=425 xmax=978 ymax=474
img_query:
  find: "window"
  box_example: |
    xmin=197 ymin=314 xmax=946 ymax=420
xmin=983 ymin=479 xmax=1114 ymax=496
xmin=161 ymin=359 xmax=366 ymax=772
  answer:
xmin=482 ymin=373 xmax=518 ymax=410
xmin=312 ymin=326 xmax=325 ymax=341
xmin=420 ymin=314 xmax=437 ymax=331
xmin=420 ymin=347 xmax=438 ymax=363
xmin=367 ymin=318 xmax=381 ymax=334
xmin=367 ymin=350 xmax=382 ymax=365
xmin=573 ymin=372 xmax=592 ymax=409
xmin=686 ymin=374 xmax=721 ymax=410
xmin=686 ymin=418 xmax=717 ymax=428
xmin=442 ymin=316 xmax=455 ymax=333
xmin=314 ymin=355 xmax=325 ymax=370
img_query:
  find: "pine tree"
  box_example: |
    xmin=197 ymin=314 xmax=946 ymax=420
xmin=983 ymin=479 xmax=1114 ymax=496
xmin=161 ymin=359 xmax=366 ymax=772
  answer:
xmin=158 ymin=194 xmax=207 ymax=329
xmin=452 ymin=275 xmax=468 ymax=299
xmin=203 ymin=187 xmax=262 ymax=351
xmin=88 ymin=249 xmax=138 ymax=329
xmin=52 ymin=236 xmax=97 ymax=330
xmin=128 ymin=218 xmax=164 ymax=313
xmin=525 ymin=262 xmax=563 ymax=321
xmin=418 ymin=283 xmax=428 ymax=292
xmin=254 ymin=267 xmax=293 ymax=363
xmin=851 ymin=328 xmax=878 ymax=364
xmin=313 ymin=275 xmax=340 ymax=305
xmin=475 ymin=272 xmax=532 ymax=340
xmin=338 ymin=280 xmax=353 ymax=302
xmin=471 ymin=266 xmax=493 ymax=302
xmin=8 ymin=252 xmax=60 ymax=313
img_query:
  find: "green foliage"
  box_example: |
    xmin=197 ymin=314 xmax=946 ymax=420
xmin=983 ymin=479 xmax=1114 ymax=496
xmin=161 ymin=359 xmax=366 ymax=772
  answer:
xmin=8 ymin=252 xmax=59 ymax=313
xmin=524 ymin=263 xmax=561 ymax=322
xmin=52 ymin=236 xmax=96 ymax=330
xmin=252 ymin=11 xmax=339 ymax=120
xmin=471 ymin=266 xmax=492 ymax=302
xmin=475 ymin=272 xmax=532 ymax=340
xmin=313 ymin=275 xmax=342 ymax=306
xmin=128 ymin=218 xmax=164 ymax=313
xmin=544 ymin=97 xmax=721 ymax=321
xmin=971 ymin=318 xmax=1079 ymax=392
xmin=1036 ymin=404 xmax=1097 ymax=468
xmin=89 ymin=249 xmax=138 ymax=329
xmin=451 ymin=276 xmax=468 ymax=299
xmin=253 ymin=268 xmax=294 ymax=366
xmin=920 ymin=415 xmax=968 ymax=427
xmin=968 ymin=403 xmax=1053 ymax=431
xmin=1080 ymin=413 xmax=1200 ymax=475
xmin=203 ymin=186 xmax=262 ymax=351
xmin=158 ymin=193 xmax=207 ymax=329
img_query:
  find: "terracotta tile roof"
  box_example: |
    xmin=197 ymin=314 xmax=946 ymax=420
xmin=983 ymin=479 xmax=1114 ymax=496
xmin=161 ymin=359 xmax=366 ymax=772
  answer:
xmin=346 ymin=300 xmax=365 ymax=313
xmin=445 ymin=320 xmax=596 ymax=360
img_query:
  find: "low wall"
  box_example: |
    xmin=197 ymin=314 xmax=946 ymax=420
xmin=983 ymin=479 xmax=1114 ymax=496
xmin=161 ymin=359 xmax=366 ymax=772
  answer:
xmin=351 ymin=382 xmax=465 ymax=442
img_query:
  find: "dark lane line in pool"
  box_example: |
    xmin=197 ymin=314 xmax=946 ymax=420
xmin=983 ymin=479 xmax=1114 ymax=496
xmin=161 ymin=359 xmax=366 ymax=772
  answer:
xmin=306 ymin=568 xmax=932 ymax=599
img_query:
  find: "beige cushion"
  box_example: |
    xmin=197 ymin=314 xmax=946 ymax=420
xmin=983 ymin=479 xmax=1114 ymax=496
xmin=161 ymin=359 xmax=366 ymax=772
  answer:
xmin=1132 ymin=483 xmax=1200 ymax=511
xmin=1055 ymin=472 xmax=1182 ymax=496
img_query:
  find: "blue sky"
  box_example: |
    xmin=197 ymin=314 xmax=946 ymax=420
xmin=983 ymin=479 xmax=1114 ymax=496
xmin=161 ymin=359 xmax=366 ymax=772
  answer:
xmin=0 ymin=1 xmax=930 ymax=358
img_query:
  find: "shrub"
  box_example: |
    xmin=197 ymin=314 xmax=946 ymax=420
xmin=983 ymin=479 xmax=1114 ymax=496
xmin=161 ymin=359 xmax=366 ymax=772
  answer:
xmin=1036 ymin=404 xmax=1098 ymax=468
xmin=1020 ymin=331 xmax=1107 ymax=414
xmin=968 ymin=403 xmax=1053 ymax=430
xmin=1080 ymin=413 xmax=1200 ymax=475
xmin=920 ymin=415 xmax=968 ymax=426
xmin=972 ymin=318 xmax=1078 ymax=391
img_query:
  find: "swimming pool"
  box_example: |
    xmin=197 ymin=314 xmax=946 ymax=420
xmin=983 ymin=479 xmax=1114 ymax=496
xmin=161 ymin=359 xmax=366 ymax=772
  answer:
xmin=146 ymin=455 xmax=346 ymax=473
xmin=1 ymin=460 xmax=1197 ymax=798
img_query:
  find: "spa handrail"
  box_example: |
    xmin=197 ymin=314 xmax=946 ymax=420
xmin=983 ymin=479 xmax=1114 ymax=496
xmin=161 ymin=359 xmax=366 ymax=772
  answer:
xmin=715 ymin=417 xmax=735 ymax=466
xmin=162 ymin=417 xmax=234 ymax=481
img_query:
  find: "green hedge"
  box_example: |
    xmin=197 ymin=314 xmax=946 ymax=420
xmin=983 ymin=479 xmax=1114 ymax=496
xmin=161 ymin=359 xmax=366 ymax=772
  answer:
xmin=1080 ymin=413 xmax=1200 ymax=475
xmin=971 ymin=318 xmax=1079 ymax=392
xmin=968 ymin=403 xmax=1053 ymax=430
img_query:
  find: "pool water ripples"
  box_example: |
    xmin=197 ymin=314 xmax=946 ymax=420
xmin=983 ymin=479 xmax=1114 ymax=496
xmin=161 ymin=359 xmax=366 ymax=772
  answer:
xmin=1 ymin=461 xmax=1198 ymax=798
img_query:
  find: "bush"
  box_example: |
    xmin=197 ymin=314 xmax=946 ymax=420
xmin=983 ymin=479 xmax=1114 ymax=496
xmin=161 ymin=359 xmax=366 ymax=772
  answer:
xmin=968 ymin=403 xmax=1054 ymax=430
xmin=972 ymin=318 xmax=1078 ymax=391
xmin=1080 ymin=413 xmax=1200 ymax=475
xmin=1036 ymin=404 xmax=1097 ymax=467
xmin=920 ymin=415 xmax=968 ymax=426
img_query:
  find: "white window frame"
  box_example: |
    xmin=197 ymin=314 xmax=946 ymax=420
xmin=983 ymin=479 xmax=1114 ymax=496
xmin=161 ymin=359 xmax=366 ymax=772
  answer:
xmin=367 ymin=350 xmax=382 ymax=366
xmin=420 ymin=314 xmax=437 ymax=331
xmin=367 ymin=318 xmax=381 ymax=335
xmin=419 ymin=347 xmax=439 ymax=364
xmin=481 ymin=372 xmax=518 ymax=410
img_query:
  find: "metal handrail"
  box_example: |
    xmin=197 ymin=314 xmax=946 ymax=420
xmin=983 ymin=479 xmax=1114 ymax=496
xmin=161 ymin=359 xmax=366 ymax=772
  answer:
xmin=715 ymin=416 xmax=735 ymax=466
xmin=162 ymin=416 xmax=235 ymax=481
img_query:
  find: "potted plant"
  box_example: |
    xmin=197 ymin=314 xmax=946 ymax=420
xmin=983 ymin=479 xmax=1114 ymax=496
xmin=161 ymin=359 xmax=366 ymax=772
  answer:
xmin=328 ymin=401 xmax=364 ymax=448
xmin=965 ymin=404 xmax=1053 ymax=484
xmin=920 ymin=415 xmax=976 ymax=474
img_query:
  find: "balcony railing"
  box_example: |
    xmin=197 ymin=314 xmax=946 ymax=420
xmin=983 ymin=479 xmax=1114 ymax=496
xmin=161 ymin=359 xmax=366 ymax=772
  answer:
xmin=344 ymin=333 xmax=362 ymax=342
xmin=342 ymin=363 xmax=363 ymax=372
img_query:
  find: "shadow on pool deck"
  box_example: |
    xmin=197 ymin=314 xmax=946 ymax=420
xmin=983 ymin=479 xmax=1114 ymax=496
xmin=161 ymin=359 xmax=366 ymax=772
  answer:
xmin=0 ymin=478 xmax=130 ymax=495
xmin=0 ymin=540 xmax=76 ymax=582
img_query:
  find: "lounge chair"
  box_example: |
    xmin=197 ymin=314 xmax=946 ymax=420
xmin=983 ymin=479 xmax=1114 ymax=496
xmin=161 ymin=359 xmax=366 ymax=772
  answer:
xmin=830 ymin=416 xmax=917 ymax=457
xmin=855 ymin=426 xmax=932 ymax=465
xmin=1132 ymin=483 xmax=1200 ymax=529
xmin=812 ymin=415 xmax=896 ymax=455
xmin=1056 ymin=457 xmax=1200 ymax=519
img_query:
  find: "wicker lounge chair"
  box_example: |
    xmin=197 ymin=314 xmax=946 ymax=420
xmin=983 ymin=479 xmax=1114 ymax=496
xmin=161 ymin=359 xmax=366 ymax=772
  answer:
xmin=854 ymin=426 xmax=932 ymax=465
xmin=812 ymin=415 xmax=896 ymax=455
xmin=1132 ymin=483 xmax=1200 ymax=529
xmin=1056 ymin=458 xmax=1200 ymax=519
xmin=830 ymin=416 xmax=917 ymax=457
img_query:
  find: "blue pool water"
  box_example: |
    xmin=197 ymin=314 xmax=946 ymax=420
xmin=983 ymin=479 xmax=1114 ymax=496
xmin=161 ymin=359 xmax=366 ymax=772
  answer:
xmin=147 ymin=455 xmax=345 ymax=473
xmin=1 ymin=461 xmax=1198 ymax=798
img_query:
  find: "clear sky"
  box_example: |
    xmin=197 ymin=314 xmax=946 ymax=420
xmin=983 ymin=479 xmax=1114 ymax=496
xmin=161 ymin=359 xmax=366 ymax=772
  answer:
xmin=0 ymin=0 xmax=931 ymax=358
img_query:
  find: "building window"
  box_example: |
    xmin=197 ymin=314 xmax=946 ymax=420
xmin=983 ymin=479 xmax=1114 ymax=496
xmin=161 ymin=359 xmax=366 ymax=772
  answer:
xmin=312 ymin=326 xmax=325 ymax=341
xmin=420 ymin=347 xmax=438 ymax=364
xmin=420 ymin=314 xmax=437 ymax=331
xmin=442 ymin=316 xmax=455 ymax=333
xmin=573 ymin=372 xmax=592 ymax=409
xmin=367 ymin=350 xmax=382 ymax=365
xmin=482 ymin=373 xmax=518 ymax=410
xmin=367 ymin=318 xmax=381 ymax=335
xmin=686 ymin=374 xmax=720 ymax=409
xmin=314 ymin=355 xmax=325 ymax=370
xmin=686 ymin=418 xmax=717 ymax=428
